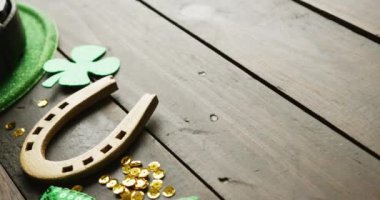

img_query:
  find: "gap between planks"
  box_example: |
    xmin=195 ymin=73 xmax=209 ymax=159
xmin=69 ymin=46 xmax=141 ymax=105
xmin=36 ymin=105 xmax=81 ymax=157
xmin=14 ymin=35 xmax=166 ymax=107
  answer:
xmin=57 ymin=48 xmax=225 ymax=200
xmin=292 ymin=0 xmax=380 ymax=45
xmin=140 ymin=0 xmax=380 ymax=156
xmin=135 ymin=0 xmax=380 ymax=160
xmin=41 ymin=0 xmax=380 ymax=198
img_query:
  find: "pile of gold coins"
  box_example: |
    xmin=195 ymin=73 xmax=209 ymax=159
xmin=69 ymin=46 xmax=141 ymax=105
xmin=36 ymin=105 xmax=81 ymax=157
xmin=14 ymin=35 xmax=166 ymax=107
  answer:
xmin=98 ymin=156 xmax=176 ymax=200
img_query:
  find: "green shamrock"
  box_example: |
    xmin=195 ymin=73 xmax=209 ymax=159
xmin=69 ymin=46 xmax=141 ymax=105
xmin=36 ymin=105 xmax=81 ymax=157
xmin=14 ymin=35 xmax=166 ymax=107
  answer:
xmin=42 ymin=45 xmax=120 ymax=88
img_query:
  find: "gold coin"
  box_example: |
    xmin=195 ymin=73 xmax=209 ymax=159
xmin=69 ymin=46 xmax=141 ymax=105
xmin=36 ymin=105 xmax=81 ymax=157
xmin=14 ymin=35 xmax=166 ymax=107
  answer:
xmin=71 ymin=185 xmax=83 ymax=192
xmin=4 ymin=121 xmax=15 ymax=130
xmin=120 ymin=189 xmax=131 ymax=200
xmin=162 ymin=186 xmax=176 ymax=197
xmin=13 ymin=128 xmax=25 ymax=137
xmin=134 ymin=178 xmax=149 ymax=190
xmin=99 ymin=175 xmax=111 ymax=184
xmin=121 ymin=156 xmax=132 ymax=166
xmin=152 ymin=169 xmax=165 ymax=179
xmin=130 ymin=160 xmax=142 ymax=167
xmin=125 ymin=174 xmax=136 ymax=179
xmin=138 ymin=168 xmax=149 ymax=178
xmin=150 ymin=179 xmax=163 ymax=190
xmin=131 ymin=190 xmax=144 ymax=200
xmin=122 ymin=165 xmax=131 ymax=174
xmin=106 ymin=178 xmax=118 ymax=188
xmin=113 ymin=184 xmax=125 ymax=195
xmin=37 ymin=99 xmax=48 ymax=107
xmin=147 ymin=188 xmax=160 ymax=199
xmin=129 ymin=168 xmax=141 ymax=177
xmin=148 ymin=161 xmax=160 ymax=172
xmin=122 ymin=177 xmax=136 ymax=187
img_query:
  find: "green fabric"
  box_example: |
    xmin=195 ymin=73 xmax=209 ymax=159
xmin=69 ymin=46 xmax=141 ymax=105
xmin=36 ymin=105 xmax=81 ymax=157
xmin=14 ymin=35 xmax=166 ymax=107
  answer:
xmin=42 ymin=45 xmax=120 ymax=88
xmin=40 ymin=186 xmax=94 ymax=200
xmin=0 ymin=3 xmax=58 ymax=112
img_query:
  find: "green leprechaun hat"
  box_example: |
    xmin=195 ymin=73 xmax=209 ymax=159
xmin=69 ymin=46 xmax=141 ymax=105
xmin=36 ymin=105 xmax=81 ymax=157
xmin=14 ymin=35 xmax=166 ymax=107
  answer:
xmin=0 ymin=0 xmax=58 ymax=112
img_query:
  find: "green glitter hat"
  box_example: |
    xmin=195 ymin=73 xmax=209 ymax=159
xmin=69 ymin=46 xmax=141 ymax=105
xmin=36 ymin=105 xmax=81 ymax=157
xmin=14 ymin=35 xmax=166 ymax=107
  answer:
xmin=0 ymin=1 xmax=58 ymax=112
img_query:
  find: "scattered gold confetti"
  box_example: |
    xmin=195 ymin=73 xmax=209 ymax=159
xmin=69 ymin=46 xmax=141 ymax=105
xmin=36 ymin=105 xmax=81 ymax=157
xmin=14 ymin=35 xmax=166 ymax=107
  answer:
xmin=106 ymin=178 xmax=118 ymax=189
xmin=13 ymin=128 xmax=25 ymax=137
xmin=147 ymin=188 xmax=160 ymax=199
xmin=134 ymin=178 xmax=149 ymax=190
xmin=121 ymin=156 xmax=132 ymax=166
xmin=99 ymin=175 xmax=111 ymax=185
xmin=37 ymin=99 xmax=48 ymax=108
xmin=4 ymin=121 xmax=15 ymax=130
xmin=129 ymin=168 xmax=141 ymax=177
xmin=122 ymin=177 xmax=136 ymax=188
xmin=138 ymin=168 xmax=149 ymax=178
xmin=71 ymin=185 xmax=83 ymax=192
xmin=131 ymin=190 xmax=144 ymax=200
xmin=162 ymin=186 xmax=176 ymax=198
xmin=122 ymin=165 xmax=131 ymax=174
xmin=112 ymin=184 xmax=125 ymax=195
xmin=152 ymin=169 xmax=165 ymax=179
xmin=148 ymin=161 xmax=160 ymax=172
xmin=150 ymin=179 xmax=163 ymax=190
xmin=130 ymin=160 xmax=142 ymax=167
xmin=120 ymin=190 xmax=131 ymax=200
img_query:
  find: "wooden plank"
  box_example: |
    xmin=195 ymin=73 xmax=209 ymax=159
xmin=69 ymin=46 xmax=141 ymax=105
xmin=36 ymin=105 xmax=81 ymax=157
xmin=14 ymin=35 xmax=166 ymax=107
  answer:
xmin=0 ymin=55 xmax=218 ymax=199
xmin=0 ymin=164 xmax=24 ymax=200
xmin=139 ymin=0 xmax=380 ymax=154
xmin=25 ymin=0 xmax=380 ymax=199
xmin=300 ymin=0 xmax=380 ymax=37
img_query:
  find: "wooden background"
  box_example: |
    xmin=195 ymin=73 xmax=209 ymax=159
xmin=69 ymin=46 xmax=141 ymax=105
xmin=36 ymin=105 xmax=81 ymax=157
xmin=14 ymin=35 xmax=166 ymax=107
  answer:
xmin=0 ymin=0 xmax=379 ymax=199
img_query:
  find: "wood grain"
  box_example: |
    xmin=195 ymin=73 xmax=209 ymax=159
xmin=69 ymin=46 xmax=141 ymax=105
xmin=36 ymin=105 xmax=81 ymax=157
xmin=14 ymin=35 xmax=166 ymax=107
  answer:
xmin=0 ymin=55 xmax=218 ymax=199
xmin=0 ymin=164 xmax=24 ymax=200
xmin=140 ymin=0 xmax=380 ymax=154
xmin=300 ymin=0 xmax=380 ymax=37
xmin=25 ymin=0 xmax=380 ymax=199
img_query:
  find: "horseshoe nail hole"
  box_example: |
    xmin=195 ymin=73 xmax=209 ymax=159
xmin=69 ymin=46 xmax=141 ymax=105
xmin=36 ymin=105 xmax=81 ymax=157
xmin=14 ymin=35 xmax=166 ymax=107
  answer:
xmin=25 ymin=142 xmax=33 ymax=151
xmin=116 ymin=130 xmax=126 ymax=140
xmin=83 ymin=157 xmax=94 ymax=165
xmin=62 ymin=165 xmax=73 ymax=173
xmin=100 ymin=144 xmax=112 ymax=154
xmin=32 ymin=127 xmax=43 ymax=135
xmin=44 ymin=113 xmax=55 ymax=121
xmin=59 ymin=102 xmax=69 ymax=109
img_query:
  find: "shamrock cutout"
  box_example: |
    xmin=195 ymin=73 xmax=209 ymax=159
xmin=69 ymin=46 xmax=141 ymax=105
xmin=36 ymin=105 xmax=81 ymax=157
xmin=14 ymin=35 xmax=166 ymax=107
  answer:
xmin=42 ymin=45 xmax=120 ymax=88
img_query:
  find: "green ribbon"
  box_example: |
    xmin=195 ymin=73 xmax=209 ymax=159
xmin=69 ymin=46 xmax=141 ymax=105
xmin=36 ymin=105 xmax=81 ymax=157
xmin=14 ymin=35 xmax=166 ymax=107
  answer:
xmin=40 ymin=186 xmax=94 ymax=200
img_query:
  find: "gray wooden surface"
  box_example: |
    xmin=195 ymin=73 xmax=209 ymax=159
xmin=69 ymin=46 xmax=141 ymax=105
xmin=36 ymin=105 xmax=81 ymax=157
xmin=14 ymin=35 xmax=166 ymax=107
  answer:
xmin=301 ymin=0 xmax=380 ymax=37
xmin=0 ymin=0 xmax=379 ymax=199
xmin=15 ymin=0 xmax=380 ymax=199
xmin=0 ymin=164 xmax=24 ymax=200
xmin=142 ymin=0 xmax=380 ymax=154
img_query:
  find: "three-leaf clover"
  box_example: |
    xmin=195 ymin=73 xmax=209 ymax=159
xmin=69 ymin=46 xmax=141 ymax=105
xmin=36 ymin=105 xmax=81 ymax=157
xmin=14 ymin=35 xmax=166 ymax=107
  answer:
xmin=42 ymin=45 xmax=120 ymax=88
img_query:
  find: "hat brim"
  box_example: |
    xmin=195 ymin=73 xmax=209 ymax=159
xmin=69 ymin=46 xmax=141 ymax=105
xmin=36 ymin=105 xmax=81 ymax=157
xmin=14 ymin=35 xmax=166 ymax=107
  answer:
xmin=0 ymin=3 xmax=58 ymax=112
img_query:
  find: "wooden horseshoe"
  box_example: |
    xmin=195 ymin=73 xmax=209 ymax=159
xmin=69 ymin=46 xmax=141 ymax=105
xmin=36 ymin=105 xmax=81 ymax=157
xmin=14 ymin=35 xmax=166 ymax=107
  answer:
xmin=20 ymin=76 xmax=158 ymax=181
